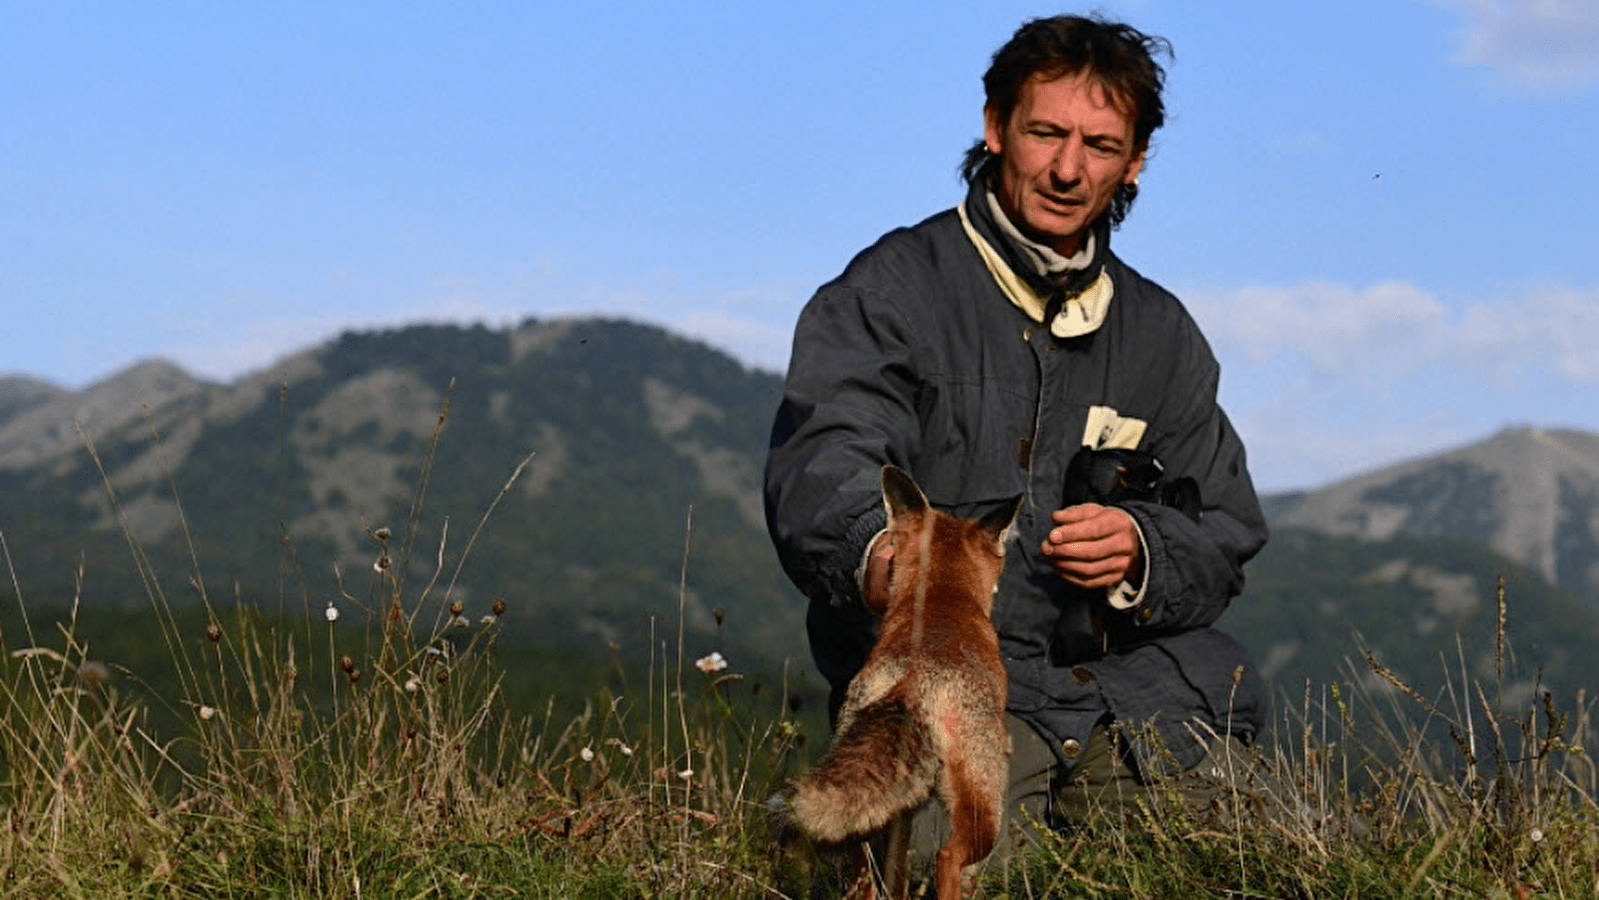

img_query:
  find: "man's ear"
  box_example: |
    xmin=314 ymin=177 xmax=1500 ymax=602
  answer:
xmin=1125 ymin=146 xmax=1146 ymax=185
xmin=982 ymin=105 xmax=1004 ymax=157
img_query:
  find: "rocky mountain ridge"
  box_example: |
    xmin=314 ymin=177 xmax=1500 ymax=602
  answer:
xmin=0 ymin=317 xmax=801 ymax=680
xmin=1264 ymin=426 xmax=1599 ymax=604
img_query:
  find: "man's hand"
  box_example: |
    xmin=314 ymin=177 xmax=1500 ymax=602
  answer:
xmin=1040 ymin=504 xmax=1142 ymax=589
xmin=862 ymin=531 xmax=894 ymax=614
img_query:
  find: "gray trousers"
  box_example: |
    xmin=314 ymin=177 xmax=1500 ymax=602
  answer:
xmin=899 ymin=714 xmax=1259 ymax=877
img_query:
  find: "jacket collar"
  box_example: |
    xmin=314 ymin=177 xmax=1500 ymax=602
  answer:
xmin=957 ymin=169 xmax=1115 ymax=337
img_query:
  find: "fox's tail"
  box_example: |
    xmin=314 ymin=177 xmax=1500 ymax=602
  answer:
xmin=786 ymin=697 xmax=939 ymax=844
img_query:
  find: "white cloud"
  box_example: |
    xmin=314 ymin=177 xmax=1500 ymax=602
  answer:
xmin=1200 ymin=281 xmax=1448 ymax=376
xmin=1453 ymin=285 xmax=1599 ymax=382
xmin=1190 ymin=279 xmax=1599 ymax=388
xmin=1428 ymin=0 xmax=1599 ymax=92
xmin=1190 ymin=278 xmax=1599 ymax=490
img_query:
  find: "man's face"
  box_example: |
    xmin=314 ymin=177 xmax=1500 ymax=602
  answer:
xmin=984 ymin=72 xmax=1145 ymax=258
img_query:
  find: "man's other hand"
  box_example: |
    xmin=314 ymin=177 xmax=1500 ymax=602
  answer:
xmin=863 ymin=531 xmax=895 ymax=614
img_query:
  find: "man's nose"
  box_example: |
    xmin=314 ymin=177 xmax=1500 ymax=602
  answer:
xmin=1049 ymin=139 xmax=1085 ymax=186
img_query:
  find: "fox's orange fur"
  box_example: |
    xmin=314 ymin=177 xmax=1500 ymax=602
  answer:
xmin=789 ymin=466 xmax=1021 ymax=900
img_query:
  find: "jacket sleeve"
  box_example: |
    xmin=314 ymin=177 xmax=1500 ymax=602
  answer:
xmin=1118 ymin=333 xmax=1267 ymax=635
xmin=764 ymin=281 xmax=922 ymax=609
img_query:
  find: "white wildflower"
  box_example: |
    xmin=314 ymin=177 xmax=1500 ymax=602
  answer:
xmin=324 ymin=603 xmax=340 ymax=624
xmin=678 ymin=767 xmax=694 ymax=781
xmin=1530 ymin=827 xmax=1545 ymax=844
xmin=404 ymin=676 xmax=421 ymax=693
xmin=580 ymin=746 xmax=595 ymax=763
xmin=198 ymin=705 xmax=217 ymax=721
xmin=605 ymin=737 xmax=634 ymax=757
xmin=695 ymin=652 xmax=728 ymax=675
xmin=480 ymin=615 xmax=496 ymax=626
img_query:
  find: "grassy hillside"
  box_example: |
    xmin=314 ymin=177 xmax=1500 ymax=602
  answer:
xmin=1228 ymin=527 xmax=1599 ymax=707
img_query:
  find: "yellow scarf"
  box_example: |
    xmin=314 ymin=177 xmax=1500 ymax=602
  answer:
xmin=957 ymin=199 xmax=1114 ymax=338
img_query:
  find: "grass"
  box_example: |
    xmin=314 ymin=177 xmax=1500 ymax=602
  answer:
xmin=0 ymin=489 xmax=813 ymax=898
xmin=0 ymin=403 xmax=1594 ymax=898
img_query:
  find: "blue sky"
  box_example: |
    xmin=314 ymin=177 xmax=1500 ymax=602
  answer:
xmin=4 ymin=0 xmax=1597 ymax=491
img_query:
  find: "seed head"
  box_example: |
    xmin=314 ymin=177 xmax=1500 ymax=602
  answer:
xmin=347 ymin=669 xmax=361 ymax=684
xmin=449 ymin=600 xmax=464 ymax=617
xmin=205 ymin=624 xmax=222 ymax=643
xmin=436 ymin=668 xmax=450 ymax=684
xmin=339 ymin=655 xmax=354 ymax=673
xmin=78 ymin=660 xmax=111 ymax=688
xmin=492 ymin=599 xmax=507 ymax=617
xmin=374 ymin=526 xmax=392 ymax=542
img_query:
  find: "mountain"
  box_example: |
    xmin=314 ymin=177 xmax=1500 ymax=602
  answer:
xmin=0 ymin=361 xmax=209 ymax=468
xmin=1263 ymin=427 xmax=1599 ymax=604
xmin=0 ymin=318 xmax=809 ymax=702
xmin=0 ymin=375 xmax=71 ymax=425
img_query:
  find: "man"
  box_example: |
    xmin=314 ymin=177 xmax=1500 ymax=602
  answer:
xmin=765 ymin=13 xmax=1269 ymax=856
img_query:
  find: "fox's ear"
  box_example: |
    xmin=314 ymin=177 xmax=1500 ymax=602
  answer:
xmin=881 ymin=465 xmax=928 ymax=522
xmin=979 ymin=492 xmax=1024 ymax=548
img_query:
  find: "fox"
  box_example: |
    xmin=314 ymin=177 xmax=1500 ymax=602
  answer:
xmin=787 ymin=465 xmax=1022 ymax=900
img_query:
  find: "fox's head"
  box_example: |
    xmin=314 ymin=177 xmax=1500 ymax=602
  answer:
xmin=881 ymin=465 xmax=1023 ymax=615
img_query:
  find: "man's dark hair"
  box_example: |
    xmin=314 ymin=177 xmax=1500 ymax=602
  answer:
xmin=962 ymin=15 xmax=1173 ymax=228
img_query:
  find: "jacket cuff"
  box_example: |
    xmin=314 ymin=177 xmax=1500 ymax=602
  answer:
xmin=1105 ymin=511 xmax=1151 ymax=610
xmin=832 ymin=505 xmax=888 ymax=606
xmin=854 ymin=527 xmax=889 ymax=598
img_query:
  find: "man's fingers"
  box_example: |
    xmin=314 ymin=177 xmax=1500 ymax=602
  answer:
xmin=1046 ymin=504 xmax=1129 ymax=545
xmin=1041 ymin=505 xmax=1141 ymax=588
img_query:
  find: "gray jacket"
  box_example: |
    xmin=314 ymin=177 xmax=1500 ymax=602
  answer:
xmin=765 ymin=178 xmax=1269 ymax=773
